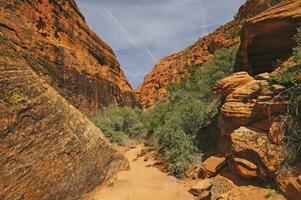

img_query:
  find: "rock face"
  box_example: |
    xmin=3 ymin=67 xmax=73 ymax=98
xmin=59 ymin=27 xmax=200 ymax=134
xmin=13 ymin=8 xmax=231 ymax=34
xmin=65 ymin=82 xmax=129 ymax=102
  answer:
xmin=236 ymin=0 xmax=301 ymax=74
xmin=0 ymin=41 xmax=129 ymax=199
xmin=0 ymin=0 xmax=139 ymax=113
xmin=136 ymin=0 xmax=282 ymax=109
xmin=0 ymin=1 xmax=132 ymax=199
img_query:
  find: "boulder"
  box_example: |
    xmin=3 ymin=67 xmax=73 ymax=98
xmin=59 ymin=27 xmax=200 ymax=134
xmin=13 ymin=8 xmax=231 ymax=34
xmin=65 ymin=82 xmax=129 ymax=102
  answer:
xmin=230 ymin=126 xmax=284 ymax=177
xmin=189 ymin=179 xmax=212 ymax=196
xmin=233 ymin=158 xmax=258 ymax=179
xmin=199 ymin=156 xmax=227 ymax=178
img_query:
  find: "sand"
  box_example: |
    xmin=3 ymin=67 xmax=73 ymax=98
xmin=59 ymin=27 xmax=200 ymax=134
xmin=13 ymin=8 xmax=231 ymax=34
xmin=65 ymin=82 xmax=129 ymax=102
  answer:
xmin=84 ymin=145 xmax=194 ymax=200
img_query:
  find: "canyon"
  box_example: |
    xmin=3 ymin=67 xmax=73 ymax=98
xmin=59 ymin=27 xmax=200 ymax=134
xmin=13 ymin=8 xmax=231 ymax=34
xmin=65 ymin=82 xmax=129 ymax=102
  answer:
xmin=1 ymin=0 xmax=301 ymax=199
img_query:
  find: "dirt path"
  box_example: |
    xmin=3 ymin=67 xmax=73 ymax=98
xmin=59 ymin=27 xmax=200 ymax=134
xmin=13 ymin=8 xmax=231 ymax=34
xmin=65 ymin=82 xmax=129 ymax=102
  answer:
xmin=84 ymin=145 xmax=194 ymax=200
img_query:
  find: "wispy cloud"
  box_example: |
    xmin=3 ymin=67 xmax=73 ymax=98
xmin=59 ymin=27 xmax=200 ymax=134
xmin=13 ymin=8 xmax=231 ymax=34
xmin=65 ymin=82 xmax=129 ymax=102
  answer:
xmin=76 ymin=0 xmax=246 ymax=88
xmin=101 ymin=7 xmax=157 ymax=62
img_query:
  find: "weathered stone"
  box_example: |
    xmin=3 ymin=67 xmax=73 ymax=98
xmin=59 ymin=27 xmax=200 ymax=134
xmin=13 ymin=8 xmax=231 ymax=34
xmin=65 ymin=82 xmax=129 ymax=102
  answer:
xmin=200 ymin=156 xmax=227 ymax=178
xmin=0 ymin=0 xmax=139 ymax=113
xmin=0 ymin=1 xmax=131 ymax=199
xmin=189 ymin=179 xmax=212 ymax=196
xmin=236 ymin=0 xmax=301 ymax=75
xmin=136 ymin=0 xmax=282 ymax=109
xmin=233 ymin=158 xmax=257 ymax=179
xmin=276 ymin=164 xmax=301 ymax=200
xmin=230 ymin=126 xmax=284 ymax=177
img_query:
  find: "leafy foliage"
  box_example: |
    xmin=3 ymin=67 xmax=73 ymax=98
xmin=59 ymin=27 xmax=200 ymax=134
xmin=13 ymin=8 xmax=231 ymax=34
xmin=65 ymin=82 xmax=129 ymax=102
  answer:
xmin=89 ymin=106 xmax=147 ymax=145
xmin=145 ymin=45 xmax=238 ymax=176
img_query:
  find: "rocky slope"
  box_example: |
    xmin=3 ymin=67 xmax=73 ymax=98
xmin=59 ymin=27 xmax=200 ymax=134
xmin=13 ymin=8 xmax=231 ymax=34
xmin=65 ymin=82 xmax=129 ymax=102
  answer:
xmin=0 ymin=0 xmax=139 ymax=113
xmin=136 ymin=0 xmax=284 ymax=109
xmin=0 ymin=1 xmax=133 ymax=199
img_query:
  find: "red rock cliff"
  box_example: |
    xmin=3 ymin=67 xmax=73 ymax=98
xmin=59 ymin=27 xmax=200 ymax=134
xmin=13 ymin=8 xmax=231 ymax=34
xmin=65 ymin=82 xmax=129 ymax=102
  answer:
xmin=0 ymin=0 xmax=139 ymax=113
xmin=136 ymin=0 xmax=283 ymax=109
xmin=0 ymin=33 xmax=129 ymax=199
xmin=0 ymin=1 xmax=131 ymax=199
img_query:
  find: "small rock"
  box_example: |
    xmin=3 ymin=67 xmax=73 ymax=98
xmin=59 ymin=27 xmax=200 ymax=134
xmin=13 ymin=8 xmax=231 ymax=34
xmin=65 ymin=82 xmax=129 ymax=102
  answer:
xmin=255 ymin=72 xmax=270 ymax=80
xmin=233 ymin=158 xmax=258 ymax=179
xmin=217 ymin=193 xmax=229 ymax=200
xmin=189 ymin=179 xmax=212 ymax=196
xmin=199 ymin=156 xmax=226 ymax=178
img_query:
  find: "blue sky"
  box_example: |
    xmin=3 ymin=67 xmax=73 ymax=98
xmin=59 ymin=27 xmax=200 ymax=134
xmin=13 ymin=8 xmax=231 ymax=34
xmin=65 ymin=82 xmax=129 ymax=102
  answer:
xmin=76 ymin=0 xmax=246 ymax=88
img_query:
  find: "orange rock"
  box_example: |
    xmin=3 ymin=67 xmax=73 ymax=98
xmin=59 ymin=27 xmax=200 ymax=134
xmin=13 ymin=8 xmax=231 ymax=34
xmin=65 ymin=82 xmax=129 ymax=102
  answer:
xmin=236 ymin=0 xmax=301 ymax=75
xmin=0 ymin=0 xmax=139 ymax=113
xmin=217 ymin=72 xmax=288 ymax=136
xmin=230 ymin=126 xmax=284 ymax=177
xmin=136 ymin=0 xmax=284 ymax=109
xmin=233 ymin=158 xmax=258 ymax=179
xmin=268 ymin=118 xmax=286 ymax=145
xmin=0 ymin=50 xmax=129 ymax=199
xmin=213 ymin=72 xmax=255 ymax=97
xmin=200 ymin=156 xmax=227 ymax=178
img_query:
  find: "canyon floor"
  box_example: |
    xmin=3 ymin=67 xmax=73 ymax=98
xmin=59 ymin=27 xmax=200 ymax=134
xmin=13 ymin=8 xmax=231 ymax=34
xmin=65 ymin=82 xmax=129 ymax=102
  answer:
xmin=83 ymin=145 xmax=194 ymax=200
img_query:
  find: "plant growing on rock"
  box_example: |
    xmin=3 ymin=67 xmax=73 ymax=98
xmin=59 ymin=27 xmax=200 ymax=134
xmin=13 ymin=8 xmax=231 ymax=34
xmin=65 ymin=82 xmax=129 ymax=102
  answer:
xmin=269 ymin=28 xmax=301 ymax=164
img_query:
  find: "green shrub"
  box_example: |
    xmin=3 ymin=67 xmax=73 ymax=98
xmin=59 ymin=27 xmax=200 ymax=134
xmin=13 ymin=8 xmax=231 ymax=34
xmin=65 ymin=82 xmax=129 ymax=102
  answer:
xmin=270 ymin=66 xmax=301 ymax=86
xmin=89 ymin=106 xmax=147 ymax=145
xmin=154 ymin=120 xmax=195 ymax=177
xmin=144 ymin=45 xmax=238 ymax=176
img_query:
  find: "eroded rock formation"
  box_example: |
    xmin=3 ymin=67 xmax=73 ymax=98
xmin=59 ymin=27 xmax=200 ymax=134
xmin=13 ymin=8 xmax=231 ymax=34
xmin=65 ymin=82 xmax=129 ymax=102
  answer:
xmin=0 ymin=0 xmax=139 ymax=113
xmin=236 ymin=0 xmax=301 ymax=74
xmin=214 ymin=72 xmax=301 ymax=199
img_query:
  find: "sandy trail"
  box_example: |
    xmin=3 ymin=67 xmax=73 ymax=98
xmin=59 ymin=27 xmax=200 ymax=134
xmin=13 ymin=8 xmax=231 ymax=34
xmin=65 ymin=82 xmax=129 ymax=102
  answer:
xmin=84 ymin=145 xmax=194 ymax=200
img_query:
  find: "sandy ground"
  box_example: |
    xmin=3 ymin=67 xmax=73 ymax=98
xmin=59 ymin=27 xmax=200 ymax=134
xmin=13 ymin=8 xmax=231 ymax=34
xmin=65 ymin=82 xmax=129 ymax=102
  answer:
xmin=84 ymin=145 xmax=194 ymax=200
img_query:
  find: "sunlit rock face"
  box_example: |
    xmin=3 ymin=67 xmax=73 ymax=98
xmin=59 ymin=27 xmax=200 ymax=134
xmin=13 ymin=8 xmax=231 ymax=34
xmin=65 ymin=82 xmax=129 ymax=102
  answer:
xmin=0 ymin=0 xmax=139 ymax=113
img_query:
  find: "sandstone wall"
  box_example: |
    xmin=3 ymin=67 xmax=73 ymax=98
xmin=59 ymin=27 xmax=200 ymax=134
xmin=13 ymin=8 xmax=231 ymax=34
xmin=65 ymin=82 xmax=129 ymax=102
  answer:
xmin=0 ymin=38 xmax=129 ymax=199
xmin=0 ymin=0 xmax=139 ymax=113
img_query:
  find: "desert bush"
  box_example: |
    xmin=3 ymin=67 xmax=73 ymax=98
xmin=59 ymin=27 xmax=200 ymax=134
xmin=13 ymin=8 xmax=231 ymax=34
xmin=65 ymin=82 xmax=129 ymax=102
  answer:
xmin=145 ymin=45 xmax=238 ymax=176
xmin=89 ymin=106 xmax=147 ymax=145
xmin=292 ymin=28 xmax=301 ymax=65
xmin=90 ymin=45 xmax=238 ymax=177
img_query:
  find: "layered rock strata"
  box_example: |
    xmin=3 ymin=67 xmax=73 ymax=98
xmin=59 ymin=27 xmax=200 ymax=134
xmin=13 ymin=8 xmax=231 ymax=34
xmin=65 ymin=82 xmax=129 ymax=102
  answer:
xmin=0 ymin=0 xmax=139 ymax=113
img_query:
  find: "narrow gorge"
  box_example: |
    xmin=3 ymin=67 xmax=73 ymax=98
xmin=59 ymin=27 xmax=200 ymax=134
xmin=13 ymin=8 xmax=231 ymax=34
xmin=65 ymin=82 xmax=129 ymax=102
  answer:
xmin=1 ymin=0 xmax=301 ymax=200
